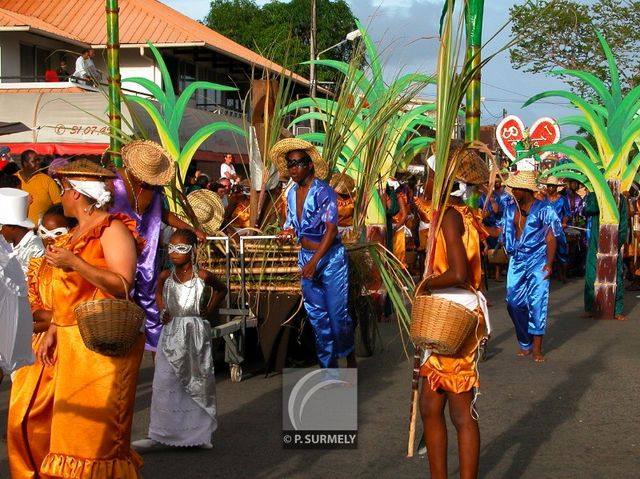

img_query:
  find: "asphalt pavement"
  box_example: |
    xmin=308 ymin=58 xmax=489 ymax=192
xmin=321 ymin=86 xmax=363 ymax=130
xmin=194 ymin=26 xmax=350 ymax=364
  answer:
xmin=1 ymin=277 xmax=639 ymax=478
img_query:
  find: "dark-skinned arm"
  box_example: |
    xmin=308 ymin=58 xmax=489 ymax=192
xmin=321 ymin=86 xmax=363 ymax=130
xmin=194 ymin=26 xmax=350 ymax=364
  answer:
xmin=543 ymin=229 xmax=557 ymax=280
xmin=425 ymin=208 xmax=468 ymax=289
xmin=156 ymin=270 xmax=171 ymax=324
xmin=162 ymin=207 xmax=207 ymax=242
xmin=393 ymin=195 xmax=409 ymax=231
xmin=200 ymin=270 xmax=228 ymax=316
xmin=300 ymin=222 xmax=338 ymax=279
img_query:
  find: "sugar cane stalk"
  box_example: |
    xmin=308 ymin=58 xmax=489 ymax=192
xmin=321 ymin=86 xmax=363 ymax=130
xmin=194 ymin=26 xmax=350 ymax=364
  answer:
xmin=106 ymin=0 xmax=122 ymax=167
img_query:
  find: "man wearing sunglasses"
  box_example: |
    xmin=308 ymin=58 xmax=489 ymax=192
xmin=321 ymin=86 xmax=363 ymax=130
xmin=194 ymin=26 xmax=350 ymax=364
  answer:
xmin=272 ymin=138 xmax=355 ymax=369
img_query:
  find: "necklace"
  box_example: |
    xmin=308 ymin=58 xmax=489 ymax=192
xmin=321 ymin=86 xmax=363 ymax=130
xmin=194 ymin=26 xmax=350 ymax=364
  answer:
xmin=124 ymin=169 xmax=144 ymax=214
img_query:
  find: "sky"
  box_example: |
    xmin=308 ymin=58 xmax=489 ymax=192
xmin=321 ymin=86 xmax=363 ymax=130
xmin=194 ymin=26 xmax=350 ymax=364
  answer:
xmin=162 ymin=0 xmax=573 ymax=129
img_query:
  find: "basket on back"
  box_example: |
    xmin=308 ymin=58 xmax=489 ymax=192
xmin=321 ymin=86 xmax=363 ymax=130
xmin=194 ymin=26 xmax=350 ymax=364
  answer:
xmin=75 ymin=275 xmax=144 ymax=356
xmin=410 ymin=278 xmax=479 ymax=355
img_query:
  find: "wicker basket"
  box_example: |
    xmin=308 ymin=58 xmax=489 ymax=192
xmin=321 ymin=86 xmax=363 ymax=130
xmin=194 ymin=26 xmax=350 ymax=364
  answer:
xmin=75 ymin=275 xmax=144 ymax=356
xmin=410 ymin=279 xmax=478 ymax=355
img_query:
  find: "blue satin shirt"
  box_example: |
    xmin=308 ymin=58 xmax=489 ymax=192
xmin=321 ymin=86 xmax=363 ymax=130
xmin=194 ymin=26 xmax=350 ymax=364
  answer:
xmin=284 ymin=178 xmax=340 ymax=244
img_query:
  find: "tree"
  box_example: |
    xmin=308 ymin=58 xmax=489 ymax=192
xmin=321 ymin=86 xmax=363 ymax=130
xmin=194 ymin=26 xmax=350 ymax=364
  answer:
xmin=204 ymin=0 xmax=358 ymax=82
xmin=509 ymin=0 xmax=640 ymax=95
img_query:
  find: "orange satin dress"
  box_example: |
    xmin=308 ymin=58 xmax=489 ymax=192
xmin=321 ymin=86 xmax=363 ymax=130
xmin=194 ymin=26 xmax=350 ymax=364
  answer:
xmin=419 ymin=204 xmax=487 ymax=393
xmin=392 ymin=191 xmax=408 ymax=266
xmin=39 ymin=214 xmax=145 ymax=479
xmin=337 ymin=197 xmax=354 ymax=227
xmin=8 ymin=257 xmax=56 ymax=478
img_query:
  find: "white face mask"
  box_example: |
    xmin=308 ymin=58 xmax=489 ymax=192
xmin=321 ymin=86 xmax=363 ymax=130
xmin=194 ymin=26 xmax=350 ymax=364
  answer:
xmin=167 ymin=243 xmax=193 ymax=255
xmin=38 ymin=224 xmax=69 ymax=240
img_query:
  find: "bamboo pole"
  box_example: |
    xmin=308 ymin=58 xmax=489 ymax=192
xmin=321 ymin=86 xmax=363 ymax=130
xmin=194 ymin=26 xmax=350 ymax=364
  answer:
xmin=464 ymin=0 xmax=484 ymax=143
xmin=106 ymin=0 xmax=122 ymax=167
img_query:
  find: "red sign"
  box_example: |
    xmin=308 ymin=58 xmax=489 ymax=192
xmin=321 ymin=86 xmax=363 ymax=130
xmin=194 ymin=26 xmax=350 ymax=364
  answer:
xmin=496 ymin=115 xmax=560 ymax=162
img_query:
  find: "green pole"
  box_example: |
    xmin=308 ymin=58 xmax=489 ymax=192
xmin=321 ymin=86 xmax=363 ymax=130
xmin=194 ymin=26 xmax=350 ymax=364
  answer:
xmin=464 ymin=0 xmax=484 ymax=142
xmin=106 ymin=0 xmax=122 ymax=167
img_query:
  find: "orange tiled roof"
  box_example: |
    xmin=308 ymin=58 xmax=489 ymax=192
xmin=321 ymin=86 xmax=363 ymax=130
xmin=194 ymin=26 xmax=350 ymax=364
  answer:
xmin=0 ymin=0 xmax=308 ymax=84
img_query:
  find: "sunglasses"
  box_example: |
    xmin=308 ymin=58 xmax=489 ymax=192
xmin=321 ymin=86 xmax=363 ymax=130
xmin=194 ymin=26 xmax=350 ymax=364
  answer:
xmin=285 ymin=157 xmax=311 ymax=169
xmin=38 ymin=225 xmax=69 ymax=240
xmin=167 ymin=243 xmax=193 ymax=255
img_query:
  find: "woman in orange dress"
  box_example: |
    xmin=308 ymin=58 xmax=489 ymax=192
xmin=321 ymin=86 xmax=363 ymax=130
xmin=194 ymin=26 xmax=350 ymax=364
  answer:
xmin=37 ymin=160 xmax=145 ymax=479
xmin=418 ymin=154 xmax=489 ymax=479
xmin=330 ymin=172 xmax=356 ymax=241
xmin=7 ymin=205 xmax=76 ymax=478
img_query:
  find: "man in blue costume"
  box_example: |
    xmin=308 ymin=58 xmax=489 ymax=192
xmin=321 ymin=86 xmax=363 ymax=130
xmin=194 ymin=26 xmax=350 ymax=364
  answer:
xmin=501 ymin=171 xmax=566 ymax=363
xmin=541 ymin=175 xmax=571 ymax=282
xmin=272 ymin=138 xmax=356 ymax=368
xmin=479 ymin=176 xmax=510 ymax=281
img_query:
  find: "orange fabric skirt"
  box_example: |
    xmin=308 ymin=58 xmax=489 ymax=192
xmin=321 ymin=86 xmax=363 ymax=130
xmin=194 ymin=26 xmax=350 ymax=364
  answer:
xmin=419 ymin=311 xmax=486 ymax=393
xmin=40 ymin=325 xmax=145 ymax=479
xmin=392 ymin=228 xmax=406 ymax=267
xmin=8 ymin=333 xmax=55 ymax=478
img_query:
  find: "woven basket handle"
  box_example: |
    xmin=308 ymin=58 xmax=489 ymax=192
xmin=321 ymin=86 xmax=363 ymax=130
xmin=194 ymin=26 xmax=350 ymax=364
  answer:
xmin=89 ymin=273 xmax=132 ymax=301
xmin=115 ymin=274 xmax=132 ymax=302
xmin=415 ymin=274 xmax=478 ymax=296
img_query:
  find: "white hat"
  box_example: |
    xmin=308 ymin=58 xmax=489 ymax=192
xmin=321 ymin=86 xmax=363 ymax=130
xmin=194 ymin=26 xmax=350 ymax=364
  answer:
xmin=0 ymin=188 xmax=35 ymax=228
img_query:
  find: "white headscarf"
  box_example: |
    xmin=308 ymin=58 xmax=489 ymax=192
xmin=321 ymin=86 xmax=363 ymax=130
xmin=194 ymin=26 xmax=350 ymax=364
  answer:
xmin=68 ymin=179 xmax=111 ymax=208
xmin=426 ymin=155 xmax=468 ymax=197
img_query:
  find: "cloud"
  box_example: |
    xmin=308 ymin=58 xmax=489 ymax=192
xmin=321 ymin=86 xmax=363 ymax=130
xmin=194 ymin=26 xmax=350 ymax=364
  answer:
xmin=161 ymin=0 xmax=575 ymax=130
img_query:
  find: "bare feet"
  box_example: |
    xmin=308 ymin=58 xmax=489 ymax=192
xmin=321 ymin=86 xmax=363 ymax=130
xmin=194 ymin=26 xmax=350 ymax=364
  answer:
xmin=614 ymin=314 xmax=627 ymax=321
xmin=516 ymin=349 xmax=532 ymax=357
xmin=532 ymin=352 xmax=546 ymax=363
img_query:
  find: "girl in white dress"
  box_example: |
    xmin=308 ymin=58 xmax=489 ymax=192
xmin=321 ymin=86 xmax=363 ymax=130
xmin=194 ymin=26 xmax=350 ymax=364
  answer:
xmin=133 ymin=229 xmax=226 ymax=451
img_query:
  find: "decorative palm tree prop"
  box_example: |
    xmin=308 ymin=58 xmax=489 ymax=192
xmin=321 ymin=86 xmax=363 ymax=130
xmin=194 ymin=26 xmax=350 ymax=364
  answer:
xmin=122 ymin=43 xmax=246 ymax=211
xmin=281 ymin=20 xmax=437 ymax=231
xmin=523 ymin=31 xmax=640 ymax=319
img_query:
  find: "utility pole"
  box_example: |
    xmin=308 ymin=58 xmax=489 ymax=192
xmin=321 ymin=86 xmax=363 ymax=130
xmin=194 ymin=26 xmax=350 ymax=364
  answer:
xmin=309 ymin=0 xmax=317 ymax=133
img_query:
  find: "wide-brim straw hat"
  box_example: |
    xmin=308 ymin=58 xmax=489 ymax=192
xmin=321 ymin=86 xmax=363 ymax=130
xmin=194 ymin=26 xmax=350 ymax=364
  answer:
xmin=330 ymin=172 xmax=356 ymax=195
xmin=503 ymin=171 xmax=541 ymax=192
xmin=451 ymin=143 xmax=489 ymax=185
xmin=121 ymin=140 xmax=175 ymax=186
xmin=55 ymin=158 xmax=116 ymax=179
xmin=540 ymin=175 xmax=563 ymax=186
xmin=270 ymin=138 xmax=329 ymax=180
xmin=187 ymin=189 xmax=224 ymax=234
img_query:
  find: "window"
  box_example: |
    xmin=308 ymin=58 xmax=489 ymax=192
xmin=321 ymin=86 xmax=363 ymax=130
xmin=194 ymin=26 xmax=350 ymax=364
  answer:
xmin=19 ymin=44 xmax=53 ymax=82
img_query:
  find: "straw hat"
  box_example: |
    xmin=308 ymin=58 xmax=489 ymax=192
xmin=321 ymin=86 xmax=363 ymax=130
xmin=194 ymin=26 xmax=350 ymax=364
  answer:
xmin=540 ymin=175 xmax=563 ymax=186
xmin=121 ymin=140 xmax=175 ymax=186
xmin=0 ymin=188 xmax=35 ymax=228
xmin=55 ymin=158 xmax=116 ymax=179
xmin=451 ymin=144 xmax=489 ymax=185
xmin=330 ymin=172 xmax=356 ymax=195
xmin=186 ymin=189 xmax=224 ymax=234
xmin=503 ymin=171 xmax=541 ymax=192
xmin=270 ymin=138 xmax=329 ymax=180
xmin=426 ymin=142 xmax=489 ymax=185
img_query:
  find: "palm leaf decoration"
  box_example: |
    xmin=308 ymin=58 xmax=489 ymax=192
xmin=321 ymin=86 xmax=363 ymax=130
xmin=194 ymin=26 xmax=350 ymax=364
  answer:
xmin=283 ymin=20 xmax=437 ymax=231
xmin=122 ymin=42 xmax=246 ymax=211
xmin=523 ymin=30 xmax=640 ymax=319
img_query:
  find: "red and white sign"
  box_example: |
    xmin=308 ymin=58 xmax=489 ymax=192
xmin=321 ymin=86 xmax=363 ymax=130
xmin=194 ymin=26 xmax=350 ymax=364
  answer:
xmin=496 ymin=115 xmax=560 ymax=162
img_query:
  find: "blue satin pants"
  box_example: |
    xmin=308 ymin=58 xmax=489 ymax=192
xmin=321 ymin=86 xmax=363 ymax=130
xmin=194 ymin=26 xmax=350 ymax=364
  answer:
xmin=506 ymin=251 xmax=549 ymax=350
xmin=299 ymin=244 xmax=355 ymax=368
